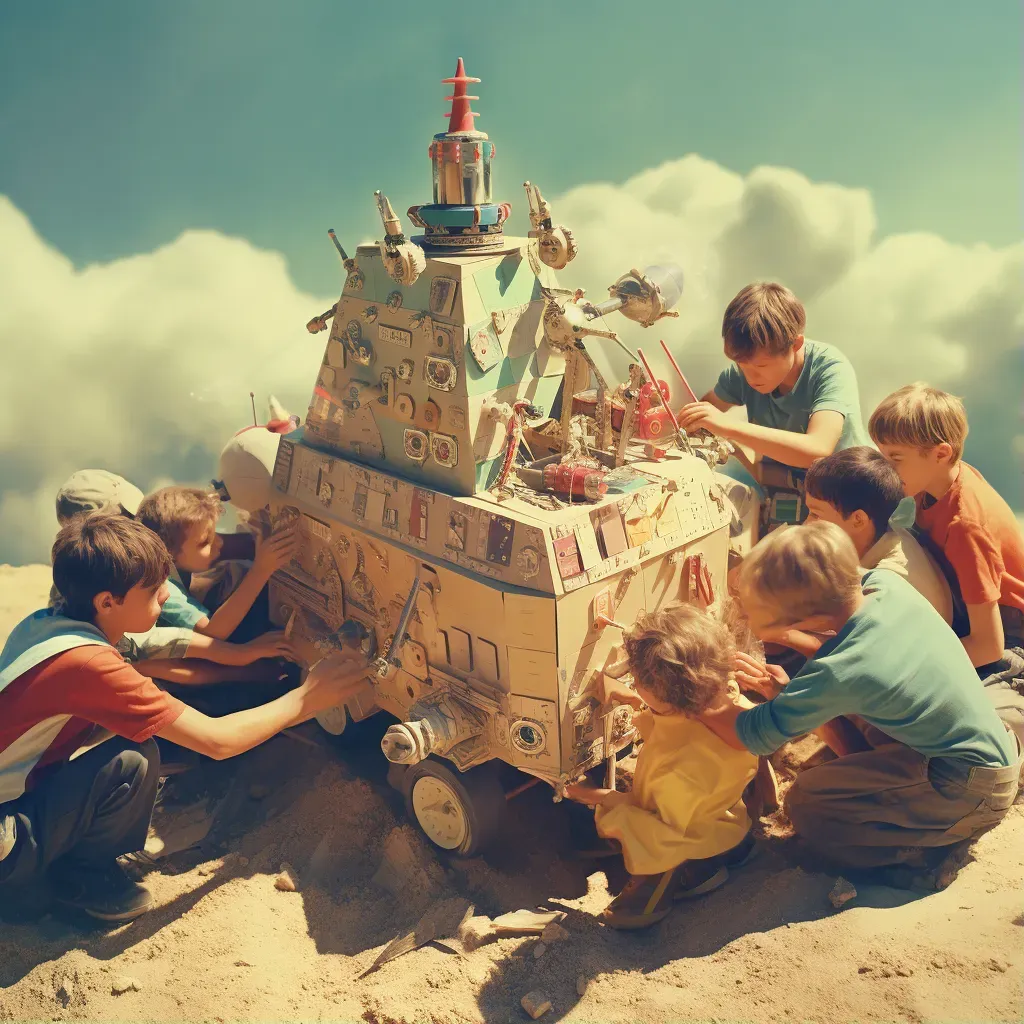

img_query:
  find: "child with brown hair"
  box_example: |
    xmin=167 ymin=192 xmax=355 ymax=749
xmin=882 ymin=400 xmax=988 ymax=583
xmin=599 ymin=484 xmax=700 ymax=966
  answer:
xmin=678 ymin=282 xmax=871 ymax=534
xmin=566 ymin=604 xmax=757 ymax=930
xmin=0 ymin=513 xmax=365 ymax=921
xmin=138 ymin=486 xmax=296 ymax=641
xmin=869 ymin=383 xmax=1024 ymax=667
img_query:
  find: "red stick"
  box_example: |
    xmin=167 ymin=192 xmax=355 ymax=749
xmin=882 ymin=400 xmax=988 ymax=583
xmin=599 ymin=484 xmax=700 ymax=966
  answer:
xmin=659 ymin=338 xmax=699 ymax=405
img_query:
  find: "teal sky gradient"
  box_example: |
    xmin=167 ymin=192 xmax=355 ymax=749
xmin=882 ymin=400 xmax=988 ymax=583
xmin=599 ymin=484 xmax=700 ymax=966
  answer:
xmin=0 ymin=0 xmax=1019 ymax=295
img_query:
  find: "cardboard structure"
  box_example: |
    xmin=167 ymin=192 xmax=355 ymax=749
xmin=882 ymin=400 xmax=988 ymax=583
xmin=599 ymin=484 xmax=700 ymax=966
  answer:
xmin=251 ymin=59 xmax=736 ymax=848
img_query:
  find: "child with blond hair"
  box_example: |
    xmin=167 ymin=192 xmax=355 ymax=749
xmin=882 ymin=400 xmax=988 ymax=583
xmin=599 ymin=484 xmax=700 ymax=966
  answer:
xmin=869 ymin=383 xmax=1024 ymax=667
xmin=703 ymin=522 xmax=1020 ymax=871
xmin=566 ymin=604 xmax=757 ymax=930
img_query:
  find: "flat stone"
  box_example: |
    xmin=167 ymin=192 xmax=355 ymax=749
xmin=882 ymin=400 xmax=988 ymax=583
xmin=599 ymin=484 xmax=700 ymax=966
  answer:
xmin=521 ymin=990 xmax=552 ymax=1019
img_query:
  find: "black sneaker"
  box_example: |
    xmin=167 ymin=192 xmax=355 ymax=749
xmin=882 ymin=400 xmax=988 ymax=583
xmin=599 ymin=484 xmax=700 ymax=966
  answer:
xmin=673 ymin=859 xmax=729 ymax=900
xmin=50 ymin=860 xmax=154 ymax=922
xmin=721 ymin=831 xmax=758 ymax=868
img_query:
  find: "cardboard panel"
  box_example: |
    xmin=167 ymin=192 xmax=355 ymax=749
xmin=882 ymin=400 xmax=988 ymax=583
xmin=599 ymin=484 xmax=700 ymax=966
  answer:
xmin=642 ymin=527 xmax=729 ymax=614
xmin=445 ymin=627 xmax=472 ymax=673
xmin=476 ymin=638 xmax=500 ymax=687
xmin=555 ymin=564 xmax=646 ymax=664
xmin=507 ymin=647 xmax=558 ymax=700
xmin=503 ymin=592 xmax=557 ymax=653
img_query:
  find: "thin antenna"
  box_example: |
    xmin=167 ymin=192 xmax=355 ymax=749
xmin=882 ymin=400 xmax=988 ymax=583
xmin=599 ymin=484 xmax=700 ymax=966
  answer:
xmin=249 ymin=392 xmax=257 ymax=426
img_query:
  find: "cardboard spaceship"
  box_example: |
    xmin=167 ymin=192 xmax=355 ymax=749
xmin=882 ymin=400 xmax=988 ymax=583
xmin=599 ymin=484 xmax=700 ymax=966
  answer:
xmin=221 ymin=59 xmax=739 ymax=854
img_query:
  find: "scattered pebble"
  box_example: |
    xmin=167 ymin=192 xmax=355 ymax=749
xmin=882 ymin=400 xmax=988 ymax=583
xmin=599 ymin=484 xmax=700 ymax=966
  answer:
xmin=540 ymin=922 xmax=569 ymax=944
xmin=575 ymin=976 xmax=588 ymax=997
xmin=275 ymin=863 xmax=298 ymax=892
xmin=111 ymin=977 xmax=141 ymax=996
xmin=829 ymin=877 xmax=858 ymax=909
xmin=521 ymin=990 xmax=552 ymax=1019
xmin=532 ymin=942 xmax=547 ymax=960
xmin=458 ymin=915 xmax=497 ymax=952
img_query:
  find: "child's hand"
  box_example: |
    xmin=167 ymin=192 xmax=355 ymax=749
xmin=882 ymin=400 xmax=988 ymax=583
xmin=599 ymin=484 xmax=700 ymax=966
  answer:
xmin=733 ymin=652 xmax=772 ymax=695
xmin=598 ymin=676 xmax=645 ymax=711
xmin=678 ymin=401 xmax=728 ymax=434
xmin=564 ymin=784 xmax=630 ymax=808
xmin=253 ymin=525 xmax=299 ymax=580
xmin=241 ymin=631 xmax=298 ymax=665
xmin=298 ymin=651 xmax=369 ymax=715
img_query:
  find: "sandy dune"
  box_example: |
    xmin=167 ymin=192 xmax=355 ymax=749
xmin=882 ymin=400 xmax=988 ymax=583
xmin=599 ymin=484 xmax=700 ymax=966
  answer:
xmin=0 ymin=564 xmax=1021 ymax=1023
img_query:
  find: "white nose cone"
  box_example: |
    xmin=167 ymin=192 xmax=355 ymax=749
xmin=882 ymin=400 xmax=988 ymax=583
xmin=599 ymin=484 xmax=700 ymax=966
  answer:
xmin=218 ymin=426 xmax=282 ymax=512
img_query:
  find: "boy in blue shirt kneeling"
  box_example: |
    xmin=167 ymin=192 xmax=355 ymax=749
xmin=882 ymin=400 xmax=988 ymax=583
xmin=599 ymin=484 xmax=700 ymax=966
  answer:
xmin=705 ymin=521 xmax=1020 ymax=872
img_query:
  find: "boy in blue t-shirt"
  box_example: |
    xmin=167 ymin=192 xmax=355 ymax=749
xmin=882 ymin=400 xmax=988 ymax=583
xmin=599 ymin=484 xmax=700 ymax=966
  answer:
xmin=705 ymin=521 xmax=1020 ymax=872
xmin=679 ymin=282 xmax=870 ymax=531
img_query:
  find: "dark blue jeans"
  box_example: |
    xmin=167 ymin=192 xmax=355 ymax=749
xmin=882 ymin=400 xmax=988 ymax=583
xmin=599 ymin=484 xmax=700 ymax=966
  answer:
xmin=0 ymin=737 xmax=161 ymax=885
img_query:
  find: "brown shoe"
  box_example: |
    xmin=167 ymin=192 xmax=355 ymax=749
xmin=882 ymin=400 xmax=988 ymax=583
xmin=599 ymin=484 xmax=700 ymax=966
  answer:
xmin=599 ymin=870 xmax=679 ymax=930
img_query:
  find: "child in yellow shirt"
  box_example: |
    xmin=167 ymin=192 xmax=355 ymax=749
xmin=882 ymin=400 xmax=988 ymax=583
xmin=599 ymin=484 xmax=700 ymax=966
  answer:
xmin=567 ymin=604 xmax=758 ymax=930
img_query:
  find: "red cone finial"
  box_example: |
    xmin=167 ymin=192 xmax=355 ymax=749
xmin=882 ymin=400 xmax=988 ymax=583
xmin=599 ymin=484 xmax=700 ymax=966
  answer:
xmin=442 ymin=57 xmax=481 ymax=134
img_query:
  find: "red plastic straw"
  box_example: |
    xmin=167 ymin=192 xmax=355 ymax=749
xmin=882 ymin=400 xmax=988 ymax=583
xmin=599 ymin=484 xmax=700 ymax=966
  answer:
xmin=659 ymin=339 xmax=699 ymax=405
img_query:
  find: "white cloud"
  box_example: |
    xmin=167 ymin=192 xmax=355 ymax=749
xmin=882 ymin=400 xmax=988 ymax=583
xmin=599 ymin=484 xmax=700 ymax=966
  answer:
xmin=0 ymin=155 xmax=1021 ymax=564
xmin=551 ymin=155 xmax=1022 ymax=508
xmin=0 ymin=196 xmax=332 ymax=564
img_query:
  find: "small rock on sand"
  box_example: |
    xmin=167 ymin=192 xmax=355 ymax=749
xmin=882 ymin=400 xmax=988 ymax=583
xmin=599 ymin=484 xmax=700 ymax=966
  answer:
xmin=458 ymin=915 xmax=496 ymax=952
xmin=111 ymin=977 xmax=141 ymax=995
xmin=829 ymin=877 xmax=857 ymax=909
xmin=275 ymin=863 xmax=298 ymax=892
xmin=521 ymin=990 xmax=552 ymax=1019
xmin=576 ymin=976 xmax=589 ymax=997
xmin=532 ymin=942 xmax=547 ymax=959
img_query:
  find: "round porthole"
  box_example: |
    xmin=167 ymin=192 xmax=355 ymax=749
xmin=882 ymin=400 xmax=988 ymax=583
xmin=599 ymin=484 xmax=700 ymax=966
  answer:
xmin=510 ymin=719 xmax=546 ymax=755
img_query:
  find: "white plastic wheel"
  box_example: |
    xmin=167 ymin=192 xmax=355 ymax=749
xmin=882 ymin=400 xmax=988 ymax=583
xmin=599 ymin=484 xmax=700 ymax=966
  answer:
xmin=410 ymin=774 xmax=470 ymax=851
xmin=315 ymin=703 xmax=349 ymax=736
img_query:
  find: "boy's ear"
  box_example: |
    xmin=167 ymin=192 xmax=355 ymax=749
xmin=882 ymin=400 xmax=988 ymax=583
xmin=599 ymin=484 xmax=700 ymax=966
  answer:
xmin=932 ymin=442 xmax=955 ymax=465
xmin=849 ymin=509 xmax=871 ymax=532
xmin=791 ymin=334 xmax=805 ymax=353
xmin=92 ymin=591 xmax=117 ymax=617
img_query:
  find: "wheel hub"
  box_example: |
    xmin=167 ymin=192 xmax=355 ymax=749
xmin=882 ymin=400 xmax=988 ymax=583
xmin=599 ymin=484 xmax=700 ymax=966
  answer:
xmin=411 ymin=776 xmax=468 ymax=850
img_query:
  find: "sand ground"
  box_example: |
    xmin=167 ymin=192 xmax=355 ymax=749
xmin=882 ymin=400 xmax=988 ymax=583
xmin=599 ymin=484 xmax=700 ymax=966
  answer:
xmin=0 ymin=562 xmax=1021 ymax=1024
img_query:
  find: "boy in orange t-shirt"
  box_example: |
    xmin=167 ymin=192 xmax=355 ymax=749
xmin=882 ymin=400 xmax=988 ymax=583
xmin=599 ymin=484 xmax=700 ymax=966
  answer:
xmin=869 ymin=384 xmax=1024 ymax=667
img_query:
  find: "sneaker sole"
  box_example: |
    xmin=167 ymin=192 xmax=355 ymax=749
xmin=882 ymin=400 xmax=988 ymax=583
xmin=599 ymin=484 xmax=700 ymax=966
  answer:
xmin=600 ymin=906 xmax=674 ymax=931
xmin=52 ymin=895 xmax=154 ymax=923
xmin=674 ymin=865 xmax=729 ymax=901
xmin=726 ymin=843 xmax=760 ymax=869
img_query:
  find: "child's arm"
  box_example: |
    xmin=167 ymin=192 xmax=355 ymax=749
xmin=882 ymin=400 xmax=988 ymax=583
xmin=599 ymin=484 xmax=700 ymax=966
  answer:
xmin=195 ymin=527 xmax=298 ymax=640
xmin=157 ymin=650 xmax=367 ymax=759
xmin=564 ymin=785 xmax=632 ymax=809
xmin=678 ymin=406 xmax=844 ymax=469
xmin=961 ymin=601 xmax=1005 ymax=668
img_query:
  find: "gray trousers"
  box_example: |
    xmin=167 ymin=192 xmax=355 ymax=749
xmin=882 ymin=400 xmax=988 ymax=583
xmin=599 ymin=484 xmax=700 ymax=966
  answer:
xmin=0 ymin=737 xmax=161 ymax=884
xmin=787 ymin=723 xmax=1021 ymax=869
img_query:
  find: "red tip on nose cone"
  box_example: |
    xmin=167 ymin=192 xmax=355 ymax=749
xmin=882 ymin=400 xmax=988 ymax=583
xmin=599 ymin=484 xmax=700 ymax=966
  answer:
xmin=441 ymin=57 xmax=482 ymax=134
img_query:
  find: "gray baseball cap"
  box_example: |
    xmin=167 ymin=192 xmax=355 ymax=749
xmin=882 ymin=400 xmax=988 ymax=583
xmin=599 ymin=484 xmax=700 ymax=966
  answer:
xmin=55 ymin=469 xmax=145 ymax=523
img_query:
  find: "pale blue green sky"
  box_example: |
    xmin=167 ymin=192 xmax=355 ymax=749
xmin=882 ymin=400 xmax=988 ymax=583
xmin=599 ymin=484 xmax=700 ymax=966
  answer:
xmin=0 ymin=0 xmax=1019 ymax=294
xmin=0 ymin=1 xmax=1020 ymax=562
